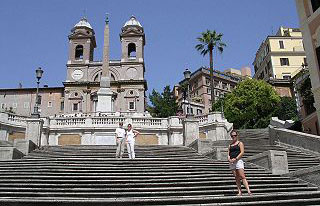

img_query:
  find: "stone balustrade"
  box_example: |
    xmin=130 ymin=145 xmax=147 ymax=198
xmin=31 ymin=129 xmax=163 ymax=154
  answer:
xmin=0 ymin=111 xmax=231 ymax=146
xmin=0 ymin=112 xmax=218 ymax=130
xmin=0 ymin=112 xmax=26 ymax=127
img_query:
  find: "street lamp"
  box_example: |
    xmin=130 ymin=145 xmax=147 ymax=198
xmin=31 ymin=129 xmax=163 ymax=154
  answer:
xmin=220 ymin=93 xmax=224 ymax=119
xmin=32 ymin=67 xmax=43 ymax=118
xmin=183 ymin=69 xmax=192 ymax=117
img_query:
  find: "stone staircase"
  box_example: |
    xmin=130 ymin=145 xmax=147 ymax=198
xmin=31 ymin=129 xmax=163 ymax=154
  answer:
xmin=238 ymin=129 xmax=320 ymax=173
xmin=0 ymin=145 xmax=320 ymax=205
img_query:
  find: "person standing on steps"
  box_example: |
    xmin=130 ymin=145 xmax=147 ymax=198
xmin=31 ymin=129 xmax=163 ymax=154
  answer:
xmin=228 ymin=129 xmax=252 ymax=196
xmin=115 ymin=122 xmax=126 ymax=158
xmin=126 ymin=124 xmax=140 ymax=159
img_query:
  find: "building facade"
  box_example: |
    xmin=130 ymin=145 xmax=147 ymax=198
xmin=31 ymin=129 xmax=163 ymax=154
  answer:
xmin=253 ymin=27 xmax=306 ymax=81
xmin=296 ymin=0 xmax=320 ymax=132
xmin=174 ymin=67 xmax=241 ymax=115
xmin=292 ymin=67 xmax=318 ymax=135
xmin=0 ymin=16 xmax=147 ymax=117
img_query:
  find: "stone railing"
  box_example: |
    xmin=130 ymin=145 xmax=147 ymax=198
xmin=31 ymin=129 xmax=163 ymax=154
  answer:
xmin=0 ymin=111 xmax=229 ymax=130
xmin=195 ymin=114 xmax=208 ymax=124
xmin=0 ymin=112 xmax=27 ymax=127
xmin=269 ymin=117 xmax=294 ymax=129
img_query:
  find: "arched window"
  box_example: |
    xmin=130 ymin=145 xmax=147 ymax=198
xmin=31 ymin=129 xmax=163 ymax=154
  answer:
xmin=94 ymin=72 xmax=102 ymax=82
xmin=111 ymin=73 xmax=115 ymax=81
xmin=128 ymin=43 xmax=136 ymax=58
xmin=75 ymin=45 xmax=84 ymax=59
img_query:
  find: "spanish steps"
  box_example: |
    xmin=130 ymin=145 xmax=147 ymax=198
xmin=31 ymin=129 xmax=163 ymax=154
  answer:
xmin=0 ymin=129 xmax=320 ymax=205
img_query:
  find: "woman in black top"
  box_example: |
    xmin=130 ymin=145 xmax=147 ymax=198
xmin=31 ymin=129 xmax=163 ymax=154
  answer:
xmin=228 ymin=130 xmax=252 ymax=196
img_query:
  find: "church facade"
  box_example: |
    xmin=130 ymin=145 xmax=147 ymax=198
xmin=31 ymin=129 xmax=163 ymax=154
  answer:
xmin=0 ymin=16 xmax=147 ymax=117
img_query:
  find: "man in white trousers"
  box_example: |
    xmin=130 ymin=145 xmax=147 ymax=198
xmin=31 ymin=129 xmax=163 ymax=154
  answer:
xmin=115 ymin=122 xmax=126 ymax=158
xmin=126 ymin=124 xmax=140 ymax=159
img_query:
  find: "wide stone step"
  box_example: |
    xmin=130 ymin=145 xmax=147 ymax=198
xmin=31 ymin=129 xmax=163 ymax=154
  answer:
xmin=0 ymin=183 xmax=306 ymax=190
xmin=0 ymin=187 xmax=317 ymax=198
xmin=0 ymin=178 xmax=297 ymax=185
xmin=1 ymin=191 xmax=320 ymax=205
xmin=0 ymin=168 xmax=271 ymax=173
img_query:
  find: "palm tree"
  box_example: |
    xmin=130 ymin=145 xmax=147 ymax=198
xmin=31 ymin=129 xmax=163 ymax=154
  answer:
xmin=195 ymin=30 xmax=226 ymax=107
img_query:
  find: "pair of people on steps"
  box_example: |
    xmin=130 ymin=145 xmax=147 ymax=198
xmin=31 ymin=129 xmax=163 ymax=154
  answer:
xmin=115 ymin=122 xmax=140 ymax=159
xmin=228 ymin=129 xmax=252 ymax=196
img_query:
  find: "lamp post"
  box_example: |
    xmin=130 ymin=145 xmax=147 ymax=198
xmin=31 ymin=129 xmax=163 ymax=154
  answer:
xmin=183 ymin=69 xmax=192 ymax=117
xmin=220 ymin=93 xmax=224 ymax=119
xmin=32 ymin=67 xmax=43 ymax=118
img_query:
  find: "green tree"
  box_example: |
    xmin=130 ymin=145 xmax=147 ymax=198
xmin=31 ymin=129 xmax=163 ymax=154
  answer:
xmin=148 ymin=85 xmax=178 ymax=118
xmin=275 ymin=96 xmax=298 ymax=121
xmin=298 ymin=78 xmax=316 ymax=115
xmin=213 ymin=79 xmax=281 ymax=129
xmin=195 ymin=30 xmax=226 ymax=107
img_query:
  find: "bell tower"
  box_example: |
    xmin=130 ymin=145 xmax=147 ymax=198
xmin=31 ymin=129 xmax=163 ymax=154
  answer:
xmin=120 ymin=16 xmax=145 ymax=63
xmin=67 ymin=17 xmax=96 ymax=65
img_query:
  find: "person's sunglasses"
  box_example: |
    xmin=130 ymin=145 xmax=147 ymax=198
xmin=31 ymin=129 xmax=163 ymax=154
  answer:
xmin=231 ymin=135 xmax=237 ymax=137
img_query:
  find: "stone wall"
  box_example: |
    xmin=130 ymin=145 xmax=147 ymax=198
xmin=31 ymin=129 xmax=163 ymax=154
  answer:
xmin=269 ymin=126 xmax=320 ymax=153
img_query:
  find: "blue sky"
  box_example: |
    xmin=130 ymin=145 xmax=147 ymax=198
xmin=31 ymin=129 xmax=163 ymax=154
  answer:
xmin=0 ymin=0 xmax=299 ymax=94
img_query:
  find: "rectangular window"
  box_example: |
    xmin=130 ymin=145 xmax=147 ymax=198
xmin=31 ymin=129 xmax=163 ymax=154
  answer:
xmin=12 ymin=103 xmax=17 ymax=108
xmin=206 ymin=78 xmax=210 ymax=85
xmin=0 ymin=103 xmax=5 ymax=109
xmin=279 ymin=41 xmax=284 ymax=49
xmin=60 ymin=102 xmax=64 ymax=111
xmin=129 ymin=102 xmax=135 ymax=110
xmin=280 ymin=58 xmax=289 ymax=66
xmin=48 ymin=101 xmax=52 ymax=108
xmin=197 ymin=109 xmax=202 ymax=115
xmin=73 ymin=103 xmax=78 ymax=111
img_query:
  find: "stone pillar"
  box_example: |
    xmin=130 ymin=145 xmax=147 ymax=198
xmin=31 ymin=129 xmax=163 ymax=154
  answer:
xmin=0 ymin=129 xmax=8 ymax=141
xmin=48 ymin=133 xmax=59 ymax=146
xmin=183 ymin=117 xmax=199 ymax=146
xmin=82 ymin=132 xmax=93 ymax=145
xmin=25 ymin=118 xmax=43 ymax=146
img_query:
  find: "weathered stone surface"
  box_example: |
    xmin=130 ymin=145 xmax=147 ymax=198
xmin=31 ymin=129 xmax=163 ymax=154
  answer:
xmin=269 ymin=126 xmax=320 ymax=153
xmin=25 ymin=118 xmax=43 ymax=146
xmin=13 ymin=139 xmax=37 ymax=155
xmin=189 ymin=139 xmax=213 ymax=154
xmin=183 ymin=118 xmax=199 ymax=146
xmin=0 ymin=146 xmax=23 ymax=160
xmin=246 ymin=150 xmax=289 ymax=175
xmin=286 ymin=164 xmax=320 ymax=187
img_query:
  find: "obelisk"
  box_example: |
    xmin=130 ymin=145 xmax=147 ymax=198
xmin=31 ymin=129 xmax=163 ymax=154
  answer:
xmin=97 ymin=14 xmax=113 ymax=112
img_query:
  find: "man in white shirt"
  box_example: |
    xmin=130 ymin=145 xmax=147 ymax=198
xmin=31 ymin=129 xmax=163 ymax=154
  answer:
xmin=115 ymin=122 xmax=126 ymax=158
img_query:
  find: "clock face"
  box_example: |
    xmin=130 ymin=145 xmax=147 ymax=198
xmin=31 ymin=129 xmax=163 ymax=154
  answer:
xmin=72 ymin=69 xmax=84 ymax=80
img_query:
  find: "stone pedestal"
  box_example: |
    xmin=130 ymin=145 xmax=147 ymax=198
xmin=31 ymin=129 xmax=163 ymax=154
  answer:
xmin=246 ymin=150 xmax=289 ymax=175
xmin=25 ymin=118 xmax=43 ymax=147
xmin=0 ymin=147 xmax=24 ymax=160
xmin=183 ymin=117 xmax=199 ymax=146
xmin=13 ymin=139 xmax=37 ymax=155
xmin=96 ymin=77 xmax=113 ymax=112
